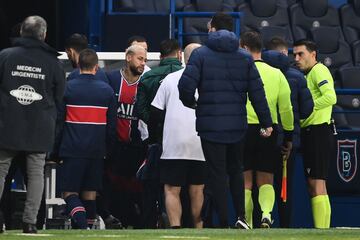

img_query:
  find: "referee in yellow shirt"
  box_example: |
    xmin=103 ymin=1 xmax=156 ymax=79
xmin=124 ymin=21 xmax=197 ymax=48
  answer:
xmin=293 ymin=39 xmax=337 ymax=229
xmin=240 ymin=31 xmax=294 ymax=228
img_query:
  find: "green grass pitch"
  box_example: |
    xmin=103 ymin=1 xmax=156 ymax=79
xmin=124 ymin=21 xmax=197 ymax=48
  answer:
xmin=1 ymin=228 xmax=360 ymax=240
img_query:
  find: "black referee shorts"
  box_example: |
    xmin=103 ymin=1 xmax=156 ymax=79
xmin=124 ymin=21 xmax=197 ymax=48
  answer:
xmin=243 ymin=124 xmax=280 ymax=173
xmin=301 ymin=123 xmax=334 ymax=180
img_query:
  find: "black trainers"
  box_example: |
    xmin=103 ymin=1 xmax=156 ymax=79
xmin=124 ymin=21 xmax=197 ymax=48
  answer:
xmin=104 ymin=215 xmax=123 ymax=229
xmin=235 ymin=217 xmax=251 ymax=229
xmin=22 ymin=222 xmax=37 ymax=234
xmin=260 ymin=217 xmax=272 ymax=229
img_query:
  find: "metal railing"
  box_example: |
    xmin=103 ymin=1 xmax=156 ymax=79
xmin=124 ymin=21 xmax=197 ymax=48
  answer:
xmin=172 ymin=12 xmax=242 ymax=48
xmin=103 ymin=0 xmax=242 ymax=48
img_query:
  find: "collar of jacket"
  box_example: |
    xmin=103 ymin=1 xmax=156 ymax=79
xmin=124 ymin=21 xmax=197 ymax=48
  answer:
xmin=206 ymin=30 xmax=239 ymax=53
xmin=11 ymin=37 xmax=60 ymax=56
xmin=77 ymin=73 xmax=96 ymax=80
xmin=159 ymin=57 xmax=182 ymax=67
xmin=262 ymin=50 xmax=290 ymax=73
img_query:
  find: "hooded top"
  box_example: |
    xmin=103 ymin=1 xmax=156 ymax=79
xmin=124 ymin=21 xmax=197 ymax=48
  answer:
xmin=262 ymin=50 xmax=314 ymax=147
xmin=136 ymin=57 xmax=183 ymax=124
xmin=178 ymin=30 xmax=272 ymax=143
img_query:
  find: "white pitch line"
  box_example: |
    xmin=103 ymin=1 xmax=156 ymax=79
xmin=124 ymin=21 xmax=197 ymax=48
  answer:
xmin=15 ymin=233 xmax=55 ymax=237
xmin=335 ymin=227 xmax=360 ymax=230
xmin=74 ymin=234 xmax=129 ymax=238
xmin=160 ymin=236 xmax=210 ymax=239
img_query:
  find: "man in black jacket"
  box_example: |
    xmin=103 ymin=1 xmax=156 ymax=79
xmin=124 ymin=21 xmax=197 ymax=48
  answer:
xmin=178 ymin=12 xmax=272 ymax=228
xmin=65 ymin=33 xmax=109 ymax=84
xmin=0 ymin=15 xmax=65 ymax=233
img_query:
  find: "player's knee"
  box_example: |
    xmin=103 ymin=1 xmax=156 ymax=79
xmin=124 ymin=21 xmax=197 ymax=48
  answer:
xmin=243 ymin=170 xmax=253 ymax=187
xmin=307 ymin=179 xmax=327 ymax=197
xmin=63 ymin=192 xmax=78 ymax=199
xmin=164 ymin=184 xmax=181 ymax=196
xmin=81 ymin=191 xmax=96 ymax=200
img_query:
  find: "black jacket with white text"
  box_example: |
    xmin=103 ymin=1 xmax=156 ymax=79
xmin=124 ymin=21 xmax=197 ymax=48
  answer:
xmin=0 ymin=37 xmax=65 ymax=152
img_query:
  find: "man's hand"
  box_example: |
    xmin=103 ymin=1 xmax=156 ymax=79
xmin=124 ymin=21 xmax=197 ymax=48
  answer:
xmin=260 ymin=127 xmax=273 ymax=138
xmin=281 ymin=141 xmax=293 ymax=160
xmin=46 ymin=152 xmax=63 ymax=164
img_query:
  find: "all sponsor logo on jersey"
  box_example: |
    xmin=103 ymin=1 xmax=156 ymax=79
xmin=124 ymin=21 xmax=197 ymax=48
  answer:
xmin=10 ymin=85 xmax=43 ymax=105
xmin=337 ymin=139 xmax=358 ymax=182
xmin=117 ymin=103 xmax=137 ymax=120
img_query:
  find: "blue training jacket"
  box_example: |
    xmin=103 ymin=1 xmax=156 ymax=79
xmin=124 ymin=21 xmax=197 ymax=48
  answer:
xmin=55 ymin=74 xmax=117 ymax=159
xmin=262 ymin=50 xmax=314 ymax=147
xmin=67 ymin=67 xmax=110 ymax=84
xmin=178 ymin=30 xmax=272 ymax=143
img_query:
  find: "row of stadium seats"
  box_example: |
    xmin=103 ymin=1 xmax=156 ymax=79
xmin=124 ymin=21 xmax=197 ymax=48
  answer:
xmin=333 ymin=66 xmax=360 ymax=129
xmin=112 ymin=0 xmax=191 ymax=12
xmin=111 ymin=0 xmax=360 ymax=75
xmin=112 ymin=0 xmax=297 ymax=12
xmin=111 ymin=0 xmax=360 ymax=129
xmin=182 ymin=0 xmax=360 ymax=78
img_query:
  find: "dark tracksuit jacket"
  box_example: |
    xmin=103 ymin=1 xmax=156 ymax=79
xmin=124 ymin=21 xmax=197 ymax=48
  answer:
xmin=55 ymin=74 xmax=116 ymax=159
xmin=136 ymin=58 xmax=183 ymax=124
xmin=67 ymin=67 xmax=110 ymax=84
xmin=178 ymin=30 xmax=272 ymax=143
xmin=0 ymin=37 xmax=65 ymax=152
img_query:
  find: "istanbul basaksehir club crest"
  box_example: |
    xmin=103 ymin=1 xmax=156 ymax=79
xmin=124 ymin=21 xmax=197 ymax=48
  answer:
xmin=337 ymin=139 xmax=358 ymax=182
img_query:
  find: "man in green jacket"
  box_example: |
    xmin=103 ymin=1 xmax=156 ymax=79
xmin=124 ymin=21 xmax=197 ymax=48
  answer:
xmin=136 ymin=39 xmax=182 ymax=127
xmin=135 ymin=38 xmax=182 ymax=228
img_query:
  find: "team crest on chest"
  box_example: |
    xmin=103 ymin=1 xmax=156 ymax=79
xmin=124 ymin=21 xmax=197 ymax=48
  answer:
xmin=337 ymin=139 xmax=358 ymax=182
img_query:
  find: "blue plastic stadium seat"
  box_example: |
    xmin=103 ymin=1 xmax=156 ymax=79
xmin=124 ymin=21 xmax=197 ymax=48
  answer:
xmin=336 ymin=95 xmax=360 ymax=129
xmin=332 ymin=105 xmax=350 ymax=129
xmin=183 ymin=0 xmax=233 ymax=44
xmin=309 ymin=26 xmax=353 ymax=76
xmin=154 ymin=0 xmax=190 ymax=12
xmin=289 ymin=0 xmax=341 ymax=41
xmin=237 ymin=0 xmax=293 ymax=45
xmin=340 ymin=0 xmax=360 ymax=45
xmin=112 ymin=0 xmax=190 ymax=12
xmin=336 ymin=66 xmax=360 ymax=89
xmin=224 ymin=0 xmax=247 ymax=9
xmin=112 ymin=0 xmax=155 ymax=12
xmin=353 ymin=40 xmax=360 ymax=66
xmin=335 ymin=67 xmax=360 ymax=129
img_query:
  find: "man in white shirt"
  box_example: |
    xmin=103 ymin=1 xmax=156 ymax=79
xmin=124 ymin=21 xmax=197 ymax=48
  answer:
xmin=150 ymin=43 xmax=204 ymax=228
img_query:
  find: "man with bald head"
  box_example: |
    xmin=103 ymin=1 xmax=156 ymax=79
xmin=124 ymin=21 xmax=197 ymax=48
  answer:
xmin=150 ymin=43 xmax=204 ymax=228
xmin=105 ymin=45 xmax=148 ymax=226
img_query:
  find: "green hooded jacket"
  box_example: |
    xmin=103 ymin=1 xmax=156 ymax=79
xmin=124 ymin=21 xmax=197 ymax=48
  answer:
xmin=136 ymin=57 xmax=183 ymax=124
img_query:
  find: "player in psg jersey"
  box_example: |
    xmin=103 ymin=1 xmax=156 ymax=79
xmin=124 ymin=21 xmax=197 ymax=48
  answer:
xmin=105 ymin=45 xmax=148 ymax=227
xmin=53 ymin=49 xmax=116 ymax=229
